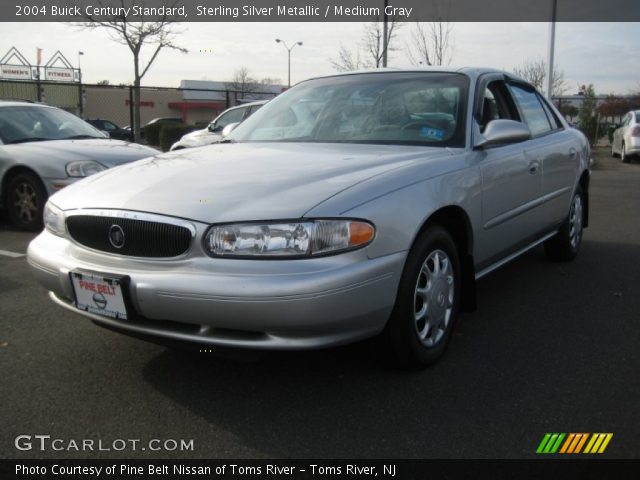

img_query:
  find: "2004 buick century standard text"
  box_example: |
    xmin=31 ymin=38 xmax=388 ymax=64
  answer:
xmin=28 ymin=68 xmax=590 ymax=367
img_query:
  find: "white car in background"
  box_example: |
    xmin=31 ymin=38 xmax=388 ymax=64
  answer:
xmin=170 ymin=100 xmax=267 ymax=151
xmin=611 ymin=110 xmax=640 ymax=163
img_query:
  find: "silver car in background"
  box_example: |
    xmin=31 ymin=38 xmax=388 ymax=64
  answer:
xmin=28 ymin=68 xmax=590 ymax=367
xmin=170 ymin=100 xmax=267 ymax=151
xmin=611 ymin=110 xmax=640 ymax=162
xmin=0 ymin=101 xmax=159 ymax=230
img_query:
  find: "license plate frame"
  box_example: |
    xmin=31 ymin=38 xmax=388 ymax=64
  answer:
xmin=69 ymin=271 xmax=130 ymax=321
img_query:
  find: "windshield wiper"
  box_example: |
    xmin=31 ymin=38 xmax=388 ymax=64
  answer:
xmin=61 ymin=134 xmax=102 ymax=140
xmin=6 ymin=137 xmax=50 ymax=144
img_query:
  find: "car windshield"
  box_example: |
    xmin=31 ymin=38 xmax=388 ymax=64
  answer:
xmin=228 ymin=72 xmax=469 ymax=147
xmin=0 ymin=106 xmax=104 ymax=144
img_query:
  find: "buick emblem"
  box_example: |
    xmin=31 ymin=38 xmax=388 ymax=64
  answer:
xmin=92 ymin=292 xmax=107 ymax=309
xmin=108 ymin=224 xmax=125 ymax=249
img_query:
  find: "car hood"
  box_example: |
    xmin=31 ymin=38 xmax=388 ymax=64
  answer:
xmin=50 ymin=142 xmax=450 ymax=223
xmin=5 ymin=139 xmax=159 ymax=167
xmin=176 ymin=128 xmax=220 ymax=147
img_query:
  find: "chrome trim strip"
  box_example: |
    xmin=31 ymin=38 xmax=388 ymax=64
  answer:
xmin=483 ymin=187 xmax=571 ymax=230
xmin=65 ymin=209 xmax=197 ymax=237
xmin=475 ymin=231 xmax=557 ymax=280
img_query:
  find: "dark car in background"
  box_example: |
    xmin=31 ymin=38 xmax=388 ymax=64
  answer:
xmin=0 ymin=101 xmax=159 ymax=230
xmin=86 ymin=119 xmax=133 ymax=142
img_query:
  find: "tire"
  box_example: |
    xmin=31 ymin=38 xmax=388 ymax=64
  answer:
xmin=611 ymin=143 xmax=618 ymax=158
xmin=383 ymin=225 xmax=461 ymax=368
xmin=544 ymin=186 xmax=584 ymax=262
xmin=6 ymin=172 xmax=47 ymax=231
xmin=621 ymin=143 xmax=630 ymax=163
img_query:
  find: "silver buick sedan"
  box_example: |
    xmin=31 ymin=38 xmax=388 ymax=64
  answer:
xmin=28 ymin=68 xmax=590 ymax=367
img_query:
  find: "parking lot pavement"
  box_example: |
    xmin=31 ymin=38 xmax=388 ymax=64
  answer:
xmin=1 ymin=150 xmax=638 ymax=460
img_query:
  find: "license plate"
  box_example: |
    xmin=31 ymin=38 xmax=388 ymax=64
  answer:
xmin=69 ymin=272 xmax=128 ymax=320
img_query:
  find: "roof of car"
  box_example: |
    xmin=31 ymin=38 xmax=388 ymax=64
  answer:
xmin=0 ymin=100 xmax=50 ymax=107
xmin=232 ymin=100 xmax=269 ymax=108
xmin=304 ymin=66 xmax=526 ymax=84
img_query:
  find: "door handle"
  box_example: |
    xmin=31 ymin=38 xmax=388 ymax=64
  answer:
xmin=528 ymin=160 xmax=539 ymax=174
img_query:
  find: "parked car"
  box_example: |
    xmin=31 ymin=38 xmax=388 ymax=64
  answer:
xmin=0 ymin=100 xmax=159 ymax=230
xmin=611 ymin=110 xmax=640 ymax=162
xmin=85 ymin=118 xmax=133 ymax=142
xmin=170 ymin=101 xmax=267 ymax=151
xmin=28 ymin=68 xmax=590 ymax=367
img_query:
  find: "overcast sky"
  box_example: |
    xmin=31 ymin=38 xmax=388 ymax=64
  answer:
xmin=2 ymin=22 xmax=638 ymax=94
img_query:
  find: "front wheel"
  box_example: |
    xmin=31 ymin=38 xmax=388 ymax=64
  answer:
xmin=544 ymin=186 xmax=584 ymax=261
xmin=383 ymin=225 xmax=461 ymax=368
xmin=6 ymin=172 xmax=47 ymax=231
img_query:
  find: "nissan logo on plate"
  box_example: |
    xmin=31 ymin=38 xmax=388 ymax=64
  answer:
xmin=92 ymin=292 xmax=107 ymax=309
xmin=108 ymin=224 xmax=125 ymax=249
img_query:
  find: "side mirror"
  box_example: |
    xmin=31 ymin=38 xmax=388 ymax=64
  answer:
xmin=474 ymin=119 xmax=531 ymax=149
xmin=222 ymin=122 xmax=239 ymax=137
xmin=208 ymin=123 xmax=221 ymax=133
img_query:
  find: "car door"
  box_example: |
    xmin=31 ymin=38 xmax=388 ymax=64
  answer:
xmin=507 ymin=82 xmax=579 ymax=227
xmin=475 ymin=78 xmax=546 ymax=266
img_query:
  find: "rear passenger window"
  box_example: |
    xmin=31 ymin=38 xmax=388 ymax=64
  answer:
xmin=539 ymin=97 xmax=562 ymax=130
xmin=508 ymin=84 xmax=552 ymax=136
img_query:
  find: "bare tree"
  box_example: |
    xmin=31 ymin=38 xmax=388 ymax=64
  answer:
xmin=406 ymin=22 xmax=455 ymax=66
xmin=330 ymin=45 xmax=367 ymax=72
xmin=513 ymin=58 xmax=567 ymax=96
xmin=362 ymin=20 xmax=402 ymax=68
xmin=77 ymin=1 xmax=187 ymax=141
xmin=330 ymin=18 xmax=402 ymax=72
xmin=225 ymin=67 xmax=278 ymax=100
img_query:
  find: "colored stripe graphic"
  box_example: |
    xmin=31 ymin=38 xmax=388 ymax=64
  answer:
xmin=584 ymin=433 xmax=614 ymax=454
xmin=537 ymin=433 xmax=613 ymax=454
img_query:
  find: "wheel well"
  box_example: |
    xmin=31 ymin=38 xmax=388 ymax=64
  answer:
xmin=1 ymin=166 xmax=46 ymax=208
xmin=419 ymin=206 xmax=477 ymax=312
xmin=422 ymin=206 xmax=473 ymax=256
xmin=579 ymin=170 xmax=590 ymax=228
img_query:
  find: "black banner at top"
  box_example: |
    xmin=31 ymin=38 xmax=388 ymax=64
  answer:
xmin=5 ymin=0 xmax=640 ymax=22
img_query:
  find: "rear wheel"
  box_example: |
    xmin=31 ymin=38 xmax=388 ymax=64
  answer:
xmin=611 ymin=143 xmax=618 ymax=158
xmin=6 ymin=172 xmax=47 ymax=231
xmin=621 ymin=143 xmax=630 ymax=163
xmin=384 ymin=225 xmax=461 ymax=368
xmin=544 ymin=186 xmax=584 ymax=261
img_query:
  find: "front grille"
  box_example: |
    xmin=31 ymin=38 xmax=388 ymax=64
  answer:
xmin=67 ymin=215 xmax=192 ymax=257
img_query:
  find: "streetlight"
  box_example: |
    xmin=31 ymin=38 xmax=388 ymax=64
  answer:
xmin=275 ymin=39 xmax=302 ymax=88
xmin=78 ymin=51 xmax=84 ymax=82
xmin=78 ymin=51 xmax=85 ymax=116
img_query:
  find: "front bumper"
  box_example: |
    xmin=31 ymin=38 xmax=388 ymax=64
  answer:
xmin=28 ymin=230 xmax=405 ymax=349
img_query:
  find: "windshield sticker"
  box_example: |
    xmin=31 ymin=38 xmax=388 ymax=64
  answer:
xmin=420 ymin=127 xmax=445 ymax=140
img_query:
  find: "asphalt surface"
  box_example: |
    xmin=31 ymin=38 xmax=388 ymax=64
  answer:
xmin=1 ymin=149 xmax=639 ymax=460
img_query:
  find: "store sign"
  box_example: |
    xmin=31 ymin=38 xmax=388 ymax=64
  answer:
xmin=0 ymin=64 xmax=32 ymax=80
xmin=45 ymin=67 xmax=77 ymax=82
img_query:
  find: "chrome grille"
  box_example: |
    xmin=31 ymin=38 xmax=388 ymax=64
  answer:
xmin=67 ymin=215 xmax=192 ymax=257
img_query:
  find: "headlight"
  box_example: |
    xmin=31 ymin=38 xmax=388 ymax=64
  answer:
xmin=204 ymin=219 xmax=375 ymax=258
xmin=43 ymin=201 xmax=66 ymax=236
xmin=65 ymin=160 xmax=106 ymax=177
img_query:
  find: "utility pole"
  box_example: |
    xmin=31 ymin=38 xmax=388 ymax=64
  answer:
xmin=546 ymin=0 xmax=557 ymax=99
xmin=382 ymin=0 xmax=389 ymax=67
